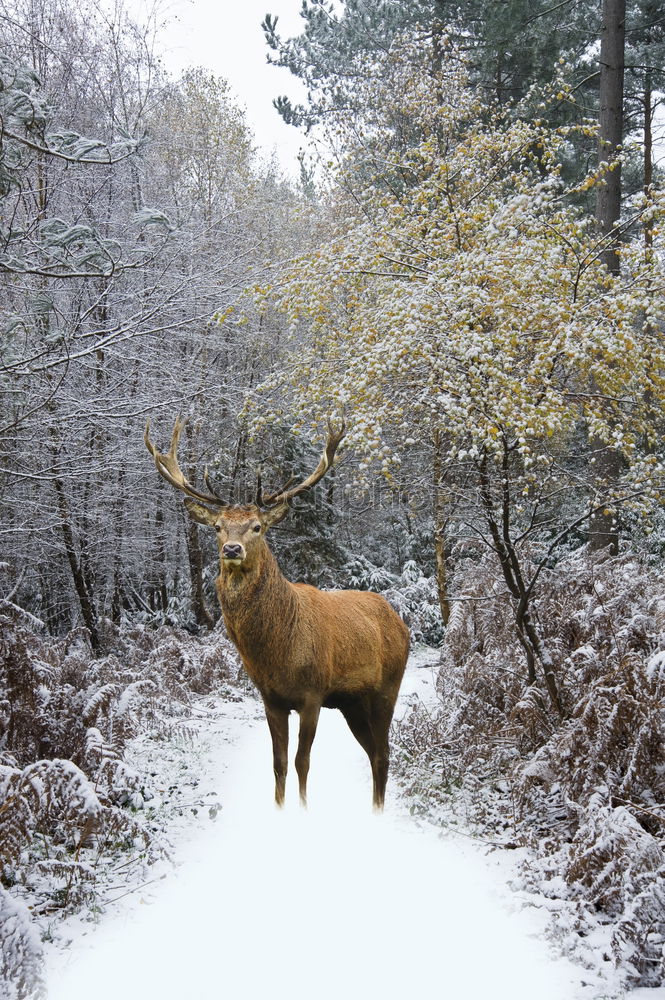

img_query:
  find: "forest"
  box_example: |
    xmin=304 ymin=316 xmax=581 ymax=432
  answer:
xmin=1 ymin=0 xmax=664 ymax=996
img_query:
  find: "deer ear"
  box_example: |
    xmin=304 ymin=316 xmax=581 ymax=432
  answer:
xmin=184 ymin=498 xmax=220 ymax=526
xmin=261 ymin=502 xmax=290 ymax=527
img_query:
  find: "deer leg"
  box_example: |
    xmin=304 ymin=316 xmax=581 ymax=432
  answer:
xmin=371 ymin=741 xmax=390 ymax=811
xmin=340 ymin=701 xmax=378 ymax=804
xmin=264 ymin=701 xmax=289 ymax=807
xmin=340 ymin=702 xmax=375 ymax=757
xmin=295 ymin=702 xmax=320 ymax=807
xmin=368 ymin=697 xmax=394 ymax=811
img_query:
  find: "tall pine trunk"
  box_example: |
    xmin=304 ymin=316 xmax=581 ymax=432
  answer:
xmin=596 ymin=0 xmax=625 ymax=273
xmin=589 ymin=0 xmax=625 ymax=555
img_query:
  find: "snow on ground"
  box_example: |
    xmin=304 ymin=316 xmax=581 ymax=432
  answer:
xmin=44 ymin=650 xmax=628 ymax=1000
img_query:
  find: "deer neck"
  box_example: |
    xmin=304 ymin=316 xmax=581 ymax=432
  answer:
xmin=216 ymin=543 xmax=299 ymax=681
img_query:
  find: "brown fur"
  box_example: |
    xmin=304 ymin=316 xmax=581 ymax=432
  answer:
xmin=187 ymin=504 xmax=410 ymax=809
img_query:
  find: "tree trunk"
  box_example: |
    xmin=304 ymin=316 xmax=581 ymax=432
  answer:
xmin=589 ymin=0 xmax=625 ymax=555
xmin=185 ymin=518 xmax=214 ymax=629
xmin=433 ymin=527 xmax=450 ymax=626
xmin=596 ymin=0 xmax=625 ymax=274
xmin=154 ymin=506 xmax=169 ymax=611
xmin=110 ymin=469 xmax=126 ymax=625
xmin=478 ymin=452 xmax=563 ymax=715
xmin=432 ymin=431 xmax=450 ymax=626
xmin=642 ymin=23 xmax=653 ymax=257
xmin=183 ymin=422 xmax=214 ymax=629
xmin=52 ymin=477 xmax=100 ymax=649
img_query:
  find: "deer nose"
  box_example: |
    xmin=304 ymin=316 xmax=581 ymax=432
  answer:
xmin=222 ymin=543 xmax=244 ymax=560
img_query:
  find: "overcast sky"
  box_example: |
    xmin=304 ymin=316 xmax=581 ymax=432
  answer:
xmin=129 ymin=3 xmax=665 ymax=178
xmin=132 ymin=0 xmax=310 ymax=176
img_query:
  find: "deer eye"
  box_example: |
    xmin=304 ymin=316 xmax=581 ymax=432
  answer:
xmin=252 ymin=524 xmax=261 ymax=533
xmin=215 ymin=525 xmax=221 ymax=533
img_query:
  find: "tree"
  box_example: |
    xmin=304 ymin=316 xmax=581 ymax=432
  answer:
xmin=245 ymin=36 xmax=665 ymax=712
xmin=263 ymin=0 xmax=596 ymax=126
xmin=625 ymin=0 xmax=665 ymax=207
xmin=265 ymin=0 xmax=664 ymax=207
xmin=596 ymin=0 xmax=626 ymax=273
xmin=587 ymin=0 xmax=626 ymax=556
xmin=0 ymin=0 xmax=313 ymax=638
xmin=0 ymin=4 xmax=157 ymax=646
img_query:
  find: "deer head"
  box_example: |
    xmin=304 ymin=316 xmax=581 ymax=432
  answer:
xmin=144 ymin=416 xmax=346 ymax=569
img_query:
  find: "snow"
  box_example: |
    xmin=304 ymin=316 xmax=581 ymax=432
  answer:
xmin=44 ymin=652 xmax=632 ymax=1000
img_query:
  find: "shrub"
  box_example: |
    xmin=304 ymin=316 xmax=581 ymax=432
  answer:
xmin=0 ymin=603 xmax=238 ymax=997
xmin=392 ymin=551 xmax=665 ymax=988
xmin=342 ymin=556 xmax=444 ymax=644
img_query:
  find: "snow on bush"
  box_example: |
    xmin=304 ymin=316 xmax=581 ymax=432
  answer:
xmin=0 ymin=888 xmax=44 ymax=1000
xmin=343 ymin=556 xmax=444 ymax=644
xmin=0 ymin=602 xmax=238 ymax=997
xmin=392 ymin=550 xmax=665 ymax=990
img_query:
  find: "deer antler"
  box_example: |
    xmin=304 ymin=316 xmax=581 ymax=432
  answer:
xmin=144 ymin=417 xmax=226 ymax=507
xmin=262 ymin=416 xmax=346 ymax=507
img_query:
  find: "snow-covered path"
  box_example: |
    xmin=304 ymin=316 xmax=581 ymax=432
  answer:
xmin=47 ymin=656 xmax=586 ymax=1000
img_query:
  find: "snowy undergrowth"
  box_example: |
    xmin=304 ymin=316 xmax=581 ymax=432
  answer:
xmin=47 ymin=657 xmax=589 ymax=1000
xmin=0 ymin=605 xmax=245 ymax=999
xmin=5 ymin=551 xmax=665 ymax=1000
xmin=392 ymin=551 xmax=665 ymax=997
xmin=343 ymin=556 xmax=444 ymax=645
xmin=42 ymin=692 xmax=264 ymax=987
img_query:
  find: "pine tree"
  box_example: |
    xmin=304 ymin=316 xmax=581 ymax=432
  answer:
xmin=263 ymin=0 xmax=593 ymax=125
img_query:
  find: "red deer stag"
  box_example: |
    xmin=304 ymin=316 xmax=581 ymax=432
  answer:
xmin=144 ymin=418 xmax=409 ymax=809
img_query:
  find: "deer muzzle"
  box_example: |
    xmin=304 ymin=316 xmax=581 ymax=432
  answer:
xmin=222 ymin=543 xmax=245 ymax=564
